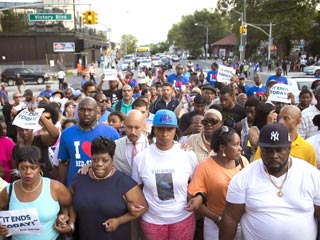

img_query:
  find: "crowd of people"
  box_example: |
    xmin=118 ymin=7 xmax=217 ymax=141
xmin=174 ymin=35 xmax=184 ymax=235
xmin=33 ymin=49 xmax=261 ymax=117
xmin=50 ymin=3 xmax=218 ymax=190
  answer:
xmin=0 ymin=60 xmax=320 ymax=240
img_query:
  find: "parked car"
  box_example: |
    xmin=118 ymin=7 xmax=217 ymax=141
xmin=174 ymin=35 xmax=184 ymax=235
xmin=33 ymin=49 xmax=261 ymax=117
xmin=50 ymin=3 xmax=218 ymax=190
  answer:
xmin=1 ymin=67 xmax=49 ymax=86
xmin=303 ymin=62 xmax=320 ymax=75
xmin=121 ymin=60 xmax=133 ymax=71
xmin=287 ymin=77 xmax=315 ymax=103
xmin=151 ymin=57 xmax=162 ymax=67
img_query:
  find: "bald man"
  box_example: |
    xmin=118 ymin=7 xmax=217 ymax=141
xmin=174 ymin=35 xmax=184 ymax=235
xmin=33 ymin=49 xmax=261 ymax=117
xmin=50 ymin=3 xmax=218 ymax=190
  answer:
xmin=113 ymin=109 xmax=149 ymax=176
xmin=254 ymin=105 xmax=317 ymax=167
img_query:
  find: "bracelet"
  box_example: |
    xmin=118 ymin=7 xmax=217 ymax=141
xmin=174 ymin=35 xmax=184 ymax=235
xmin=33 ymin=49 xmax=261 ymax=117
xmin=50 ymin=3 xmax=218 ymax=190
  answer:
xmin=195 ymin=192 xmax=207 ymax=206
xmin=69 ymin=223 xmax=75 ymax=232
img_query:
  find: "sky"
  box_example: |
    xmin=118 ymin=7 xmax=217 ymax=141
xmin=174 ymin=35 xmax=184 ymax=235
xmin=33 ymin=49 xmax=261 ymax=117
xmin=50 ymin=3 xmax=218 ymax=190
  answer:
xmin=88 ymin=0 xmax=218 ymax=45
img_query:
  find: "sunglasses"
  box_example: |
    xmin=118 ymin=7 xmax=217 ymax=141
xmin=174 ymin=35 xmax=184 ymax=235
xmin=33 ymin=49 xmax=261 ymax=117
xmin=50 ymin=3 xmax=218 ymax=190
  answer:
xmin=201 ymin=118 xmax=219 ymax=126
xmin=98 ymin=99 xmax=108 ymax=103
xmin=87 ymin=91 xmax=97 ymax=94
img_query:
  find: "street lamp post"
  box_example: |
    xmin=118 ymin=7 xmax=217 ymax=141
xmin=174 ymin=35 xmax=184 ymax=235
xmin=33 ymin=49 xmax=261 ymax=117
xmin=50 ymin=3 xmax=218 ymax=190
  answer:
xmin=194 ymin=23 xmax=209 ymax=61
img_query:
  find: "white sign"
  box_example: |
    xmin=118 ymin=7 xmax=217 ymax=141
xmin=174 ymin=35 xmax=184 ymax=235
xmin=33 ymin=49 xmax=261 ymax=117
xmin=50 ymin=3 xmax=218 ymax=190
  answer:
xmin=103 ymin=69 xmax=118 ymax=81
xmin=217 ymin=65 xmax=236 ymax=83
xmin=12 ymin=108 xmax=45 ymax=130
xmin=53 ymin=42 xmax=75 ymax=52
xmin=0 ymin=208 xmax=42 ymax=236
xmin=268 ymin=83 xmax=292 ymax=103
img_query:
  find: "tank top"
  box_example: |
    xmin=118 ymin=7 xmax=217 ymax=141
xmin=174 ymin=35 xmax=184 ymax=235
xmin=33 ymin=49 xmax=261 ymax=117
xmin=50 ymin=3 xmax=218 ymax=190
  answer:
xmin=7 ymin=177 xmax=60 ymax=240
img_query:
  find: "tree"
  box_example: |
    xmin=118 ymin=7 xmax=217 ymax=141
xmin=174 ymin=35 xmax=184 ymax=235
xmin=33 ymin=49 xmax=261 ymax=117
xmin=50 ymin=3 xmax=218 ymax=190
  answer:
xmin=1 ymin=10 xmax=28 ymax=32
xmin=217 ymin=0 xmax=318 ymax=58
xmin=120 ymin=34 xmax=138 ymax=56
xmin=167 ymin=9 xmax=230 ymax=58
xmin=149 ymin=42 xmax=170 ymax=55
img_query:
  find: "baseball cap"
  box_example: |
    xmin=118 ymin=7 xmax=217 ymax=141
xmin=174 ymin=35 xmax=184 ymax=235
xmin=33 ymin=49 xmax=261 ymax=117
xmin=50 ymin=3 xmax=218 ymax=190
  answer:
xmin=258 ymin=123 xmax=291 ymax=148
xmin=194 ymin=94 xmax=206 ymax=104
xmin=46 ymin=84 xmax=51 ymax=88
xmin=73 ymin=89 xmax=83 ymax=98
xmin=153 ymin=109 xmax=178 ymax=128
xmin=201 ymin=84 xmax=216 ymax=93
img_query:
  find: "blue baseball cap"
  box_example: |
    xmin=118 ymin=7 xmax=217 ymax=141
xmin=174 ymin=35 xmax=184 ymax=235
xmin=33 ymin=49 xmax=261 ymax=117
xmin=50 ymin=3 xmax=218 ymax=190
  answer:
xmin=153 ymin=110 xmax=178 ymax=128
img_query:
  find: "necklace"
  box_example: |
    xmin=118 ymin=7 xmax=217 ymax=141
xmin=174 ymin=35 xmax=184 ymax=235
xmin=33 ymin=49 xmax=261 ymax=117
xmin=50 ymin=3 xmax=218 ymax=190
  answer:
xmin=20 ymin=177 xmax=42 ymax=193
xmin=92 ymin=167 xmax=114 ymax=181
xmin=264 ymin=158 xmax=291 ymax=198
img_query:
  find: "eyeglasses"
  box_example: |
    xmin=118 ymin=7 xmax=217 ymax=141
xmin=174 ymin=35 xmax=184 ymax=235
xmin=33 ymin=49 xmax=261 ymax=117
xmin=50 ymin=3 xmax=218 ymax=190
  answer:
xmin=219 ymin=125 xmax=230 ymax=137
xmin=98 ymin=99 xmax=108 ymax=103
xmin=201 ymin=118 xmax=219 ymax=126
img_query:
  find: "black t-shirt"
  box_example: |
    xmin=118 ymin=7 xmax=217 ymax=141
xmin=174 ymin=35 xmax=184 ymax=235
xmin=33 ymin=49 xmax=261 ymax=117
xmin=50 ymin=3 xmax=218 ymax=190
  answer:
xmin=222 ymin=104 xmax=246 ymax=123
xmin=103 ymin=89 xmax=122 ymax=105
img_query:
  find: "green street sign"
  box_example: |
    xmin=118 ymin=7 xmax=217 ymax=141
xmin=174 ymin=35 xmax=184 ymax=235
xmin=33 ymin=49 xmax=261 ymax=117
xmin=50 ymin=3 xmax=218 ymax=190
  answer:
xmin=28 ymin=13 xmax=72 ymax=21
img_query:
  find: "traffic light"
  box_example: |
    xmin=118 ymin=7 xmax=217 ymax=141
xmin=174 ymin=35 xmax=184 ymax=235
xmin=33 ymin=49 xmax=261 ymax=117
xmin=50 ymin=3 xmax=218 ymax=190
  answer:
xmin=82 ymin=10 xmax=98 ymax=25
xmin=82 ymin=11 xmax=88 ymax=24
xmin=91 ymin=11 xmax=98 ymax=24
xmin=239 ymin=25 xmax=247 ymax=35
xmin=242 ymin=25 xmax=247 ymax=35
xmin=87 ymin=10 xmax=93 ymax=24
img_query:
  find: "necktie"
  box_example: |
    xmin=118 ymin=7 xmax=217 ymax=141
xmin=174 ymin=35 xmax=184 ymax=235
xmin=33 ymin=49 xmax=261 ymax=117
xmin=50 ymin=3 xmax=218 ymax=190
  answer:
xmin=131 ymin=142 xmax=138 ymax=167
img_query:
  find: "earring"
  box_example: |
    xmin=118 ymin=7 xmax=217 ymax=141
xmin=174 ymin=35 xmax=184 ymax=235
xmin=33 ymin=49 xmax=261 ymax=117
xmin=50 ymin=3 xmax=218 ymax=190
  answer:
xmin=222 ymin=151 xmax=226 ymax=157
xmin=39 ymin=171 xmax=44 ymax=177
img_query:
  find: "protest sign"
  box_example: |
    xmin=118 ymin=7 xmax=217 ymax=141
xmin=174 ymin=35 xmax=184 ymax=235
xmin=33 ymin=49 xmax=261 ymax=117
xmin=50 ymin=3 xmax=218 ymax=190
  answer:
xmin=0 ymin=208 xmax=42 ymax=236
xmin=103 ymin=69 xmax=118 ymax=81
xmin=217 ymin=65 xmax=236 ymax=83
xmin=268 ymin=83 xmax=292 ymax=103
xmin=12 ymin=108 xmax=45 ymax=130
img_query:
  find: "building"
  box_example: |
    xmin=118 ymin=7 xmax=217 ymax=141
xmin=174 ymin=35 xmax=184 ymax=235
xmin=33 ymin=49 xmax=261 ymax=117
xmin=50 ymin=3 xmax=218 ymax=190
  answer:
xmin=0 ymin=0 xmax=108 ymax=70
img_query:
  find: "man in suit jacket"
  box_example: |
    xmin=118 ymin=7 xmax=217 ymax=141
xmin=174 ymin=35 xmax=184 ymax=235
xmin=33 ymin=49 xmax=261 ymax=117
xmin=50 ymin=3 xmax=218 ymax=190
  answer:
xmin=114 ymin=109 xmax=149 ymax=177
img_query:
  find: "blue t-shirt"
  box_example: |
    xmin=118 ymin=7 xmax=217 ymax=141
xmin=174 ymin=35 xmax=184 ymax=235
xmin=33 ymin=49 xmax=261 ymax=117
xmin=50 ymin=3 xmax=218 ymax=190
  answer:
xmin=58 ymin=123 xmax=120 ymax=186
xmin=39 ymin=90 xmax=54 ymax=98
xmin=167 ymin=73 xmax=189 ymax=88
xmin=247 ymin=85 xmax=267 ymax=97
xmin=206 ymin=70 xmax=218 ymax=88
xmin=266 ymin=75 xmax=288 ymax=85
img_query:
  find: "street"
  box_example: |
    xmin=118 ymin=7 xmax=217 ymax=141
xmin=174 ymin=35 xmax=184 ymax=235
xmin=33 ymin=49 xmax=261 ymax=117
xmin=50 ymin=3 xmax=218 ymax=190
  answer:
xmin=3 ymin=60 xmax=309 ymax=104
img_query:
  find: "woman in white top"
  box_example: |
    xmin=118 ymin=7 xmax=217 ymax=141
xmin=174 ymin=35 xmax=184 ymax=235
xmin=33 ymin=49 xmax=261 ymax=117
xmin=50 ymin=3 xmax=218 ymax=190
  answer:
xmin=132 ymin=109 xmax=198 ymax=240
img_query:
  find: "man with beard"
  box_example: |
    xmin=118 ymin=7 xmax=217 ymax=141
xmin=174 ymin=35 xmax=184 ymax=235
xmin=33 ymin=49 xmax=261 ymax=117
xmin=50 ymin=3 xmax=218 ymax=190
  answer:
xmin=220 ymin=123 xmax=320 ymax=240
xmin=58 ymin=97 xmax=119 ymax=186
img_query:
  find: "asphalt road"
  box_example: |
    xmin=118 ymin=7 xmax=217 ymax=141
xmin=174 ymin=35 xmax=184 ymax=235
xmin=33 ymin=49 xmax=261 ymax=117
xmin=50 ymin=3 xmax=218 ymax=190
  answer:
xmin=4 ymin=59 xmax=308 ymax=103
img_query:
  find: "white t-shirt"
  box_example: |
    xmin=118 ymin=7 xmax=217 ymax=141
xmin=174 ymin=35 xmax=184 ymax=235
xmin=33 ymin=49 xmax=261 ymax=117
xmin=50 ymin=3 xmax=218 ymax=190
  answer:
xmin=132 ymin=142 xmax=198 ymax=224
xmin=227 ymin=157 xmax=320 ymax=240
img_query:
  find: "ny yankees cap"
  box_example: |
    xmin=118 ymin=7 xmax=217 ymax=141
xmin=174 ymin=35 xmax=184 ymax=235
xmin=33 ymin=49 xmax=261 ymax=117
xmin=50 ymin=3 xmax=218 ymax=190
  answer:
xmin=258 ymin=123 xmax=291 ymax=148
xmin=153 ymin=109 xmax=178 ymax=128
